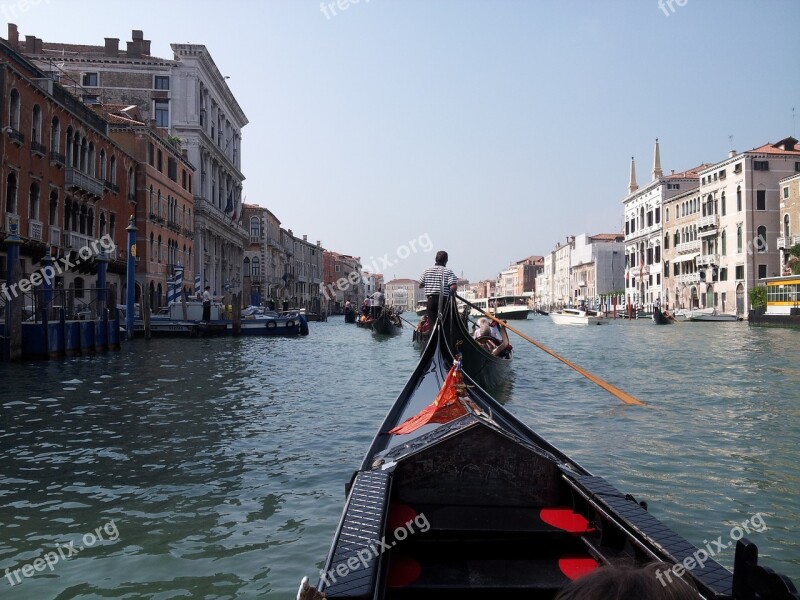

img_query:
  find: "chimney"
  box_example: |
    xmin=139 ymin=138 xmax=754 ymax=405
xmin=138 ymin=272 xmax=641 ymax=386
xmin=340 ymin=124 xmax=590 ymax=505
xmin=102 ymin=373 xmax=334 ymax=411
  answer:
xmin=131 ymin=30 xmax=144 ymax=41
xmin=141 ymin=39 xmax=151 ymax=55
xmin=25 ymin=35 xmax=41 ymax=54
xmin=104 ymin=38 xmax=119 ymax=57
xmin=7 ymin=24 xmax=18 ymax=49
xmin=728 ymin=150 xmax=737 ymax=158
xmin=317 ymin=240 xmax=321 ymax=246
xmin=303 ymin=234 xmax=307 ymax=241
xmin=127 ymin=30 xmax=144 ymax=58
xmin=670 ymin=169 xmax=675 ymax=175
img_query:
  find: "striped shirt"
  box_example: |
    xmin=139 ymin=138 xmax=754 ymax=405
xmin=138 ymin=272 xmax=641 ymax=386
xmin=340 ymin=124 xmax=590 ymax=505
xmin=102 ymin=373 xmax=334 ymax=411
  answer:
xmin=419 ymin=265 xmax=458 ymax=297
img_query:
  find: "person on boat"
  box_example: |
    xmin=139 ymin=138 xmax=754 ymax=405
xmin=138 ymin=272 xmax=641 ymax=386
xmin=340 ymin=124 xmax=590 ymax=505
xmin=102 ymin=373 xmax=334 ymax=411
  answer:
xmin=371 ymin=288 xmax=385 ymax=318
xmin=361 ymin=298 xmax=370 ymax=317
xmin=282 ymin=298 xmax=289 ymax=312
xmin=554 ymin=562 xmax=697 ymax=600
xmin=202 ymin=286 xmax=212 ymax=321
xmin=268 ymin=298 xmax=276 ymax=312
xmin=419 ymin=250 xmax=458 ymax=322
xmin=416 ymin=315 xmax=431 ymax=334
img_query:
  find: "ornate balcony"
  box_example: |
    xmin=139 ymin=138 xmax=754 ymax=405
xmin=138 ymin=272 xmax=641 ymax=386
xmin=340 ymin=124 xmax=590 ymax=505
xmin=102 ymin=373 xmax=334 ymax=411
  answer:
xmin=698 ymin=214 xmax=719 ymax=230
xmin=65 ymin=168 xmax=103 ymax=199
xmin=31 ymin=141 xmax=46 ymax=156
xmin=778 ymin=235 xmax=800 ymax=250
xmin=63 ymin=230 xmax=94 ymax=251
xmin=677 ymin=272 xmax=701 ymax=285
xmin=676 ymin=240 xmax=701 ymax=254
xmin=697 ymin=254 xmax=719 ymax=267
xmin=7 ymin=128 xmax=24 ymax=145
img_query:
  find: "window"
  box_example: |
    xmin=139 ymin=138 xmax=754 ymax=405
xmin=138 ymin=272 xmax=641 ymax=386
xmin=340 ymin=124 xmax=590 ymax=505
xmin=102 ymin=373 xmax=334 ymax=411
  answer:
xmin=665 ymin=208 xmax=669 ymax=222
xmin=719 ymin=268 xmax=727 ymax=281
xmin=243 ymin=257 xmax=251 ymax=277
xmin=784 ymin=186 xmax=790 ymax=199
xmin=758 ymin=264 xmax=767 ymax=279
xmin=9 ymin=89 xmax=20 ymax=130
xmin=6 ymin=172 xmax=18 ymax=213
xmin=784 ymin=214 xmax=790 ymax=238
xmin=756 ymin=189 xmax=766 ymax=211
xmin=719 ymin=169 xmax=726 ymax=179
xmin=82 ymin=72 xmax=98 ymax=86
xmin=75 ymin=277 xmax=85 ymax=298
xmin=50 ymin=117 xmax=60 ymax=153
xmin=737 ymin=226 xmax=743 ymax=253
xmin=736 ymin=265 xmax=744 ymax=279
xmin=664 ymin=233 xmax=669 ymax=250
xmin=31 ymin=105 xmax=42 ymax=143
xmin=734 ymin=163 xmax=742 ymax=173
xmin=756 ymin=226 xmax=767 ymax=253
xmin=110 ymin=156 xmax=117 ymax=184
xmin=154 ymin=100 xmax=169 ymax=127
xmin=655 ymin=207 xmax=660 ymax=224
xmin=252 ymin=256 xmax=260 ymax=278
xmin=99 ymin=149 xmax=106 ymax=181
xmin=167 ymin=157 xmax=177 ymax=182
xmin=154 ymin=76 xmax=170 ymax=90
xmin=753 ymin=160 xmax=769 ymax=171
xmin=157 ymin=150 xmax=163 ymax=172
xmin=737 ymin=186 xmax=742 ymax=211
xmin=721 ymin=192 xmax=726 ymax=216
xmin=721 ymin=230 xmax=727 ymax=255
xmin=49 ymin=191 xmax=58 ymax=226
xmin=148 ymin=143 xmax=155 ymax=167
xmin=250 ymin=217 xmax=260 ymax=239
xmin=28 ymin=182 xmax=39 ymax=221
xmin=795 ymin=162 xmax=800 ymax=172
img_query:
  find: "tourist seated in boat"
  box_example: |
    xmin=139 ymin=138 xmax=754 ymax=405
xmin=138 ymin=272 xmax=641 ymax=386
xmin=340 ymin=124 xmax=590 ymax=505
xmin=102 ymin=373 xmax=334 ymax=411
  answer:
xmin=416 ymin=315 xmax=431 ymax=334
xmin=554 ymin=562 xmax=697 ymax=600
xmin=471 ymin=317 xmax=511 ymax=357
xmin=361 ymin=298 xmax=370 ymax=316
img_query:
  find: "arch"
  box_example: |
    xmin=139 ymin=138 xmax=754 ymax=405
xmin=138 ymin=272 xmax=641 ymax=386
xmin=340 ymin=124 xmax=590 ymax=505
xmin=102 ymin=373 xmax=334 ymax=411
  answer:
xmin=50 ymin=117 xmax=60 ymax=153
xmin=88 ymin=142 xmax=96 ymax=177
xmin=32 ymin=104 xmax=42 ymax=143
xmin=721 ymin=191 xmax=726 ymax=216
xmin=100 ymin=149 xmax=107 ymax=181
xmin=243 ymin=256 xmax=251 ymax=277
xmin=736 ymin=186 xmax=742 ymax=211
xmin=156 ymin=283 xmax=163 ymax=308
xmin=756 ymin=225 xmax=767 ymax=253
xmin=5 ymin=172 xmax=18 ymax=213
xmin=721 ymin=230 xmax=727 ymax=256
xmin=28 ymin=182 xmax=40 ymax=221
xmin=8 ymin=88 xmax=20 ymax=129
xmin=80 ymin=137 xmax=88 ymax=172
xmin=737 ymin=226 xmax=743 ymax=253
xmin=784 ymin=214 xmax=790 ymax=238
xmin=110 ymin=155 xmax=117 ymax=184
xmin=49 ymin=189 xmax=58 ymax=227
xmin=100 ymin=211 xmax=107 ymax=237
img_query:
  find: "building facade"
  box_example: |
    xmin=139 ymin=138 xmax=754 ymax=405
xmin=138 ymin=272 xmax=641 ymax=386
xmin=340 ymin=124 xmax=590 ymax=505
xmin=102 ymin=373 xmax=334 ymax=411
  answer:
xmin=322 ymin=251 xmax=363 ymax=312
xmin=778 ymin=171 xmax=800 ymax=274
xmin=662 ymin=186 xmax=703 ymax=310
xmin=20 ymin=27 xmax=249 ymax=306
xmin=0 ymin=38 xmax=135 ymax=315
xmin=385 ymin=278 xmax=422 ymax=312
xmin=570 ymin=233 xmax=625 ymax=307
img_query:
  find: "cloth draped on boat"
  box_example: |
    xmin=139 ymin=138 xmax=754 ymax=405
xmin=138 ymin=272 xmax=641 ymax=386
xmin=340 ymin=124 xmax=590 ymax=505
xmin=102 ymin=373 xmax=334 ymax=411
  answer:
xmin=388 ymin=357 xmax=467 ymax=435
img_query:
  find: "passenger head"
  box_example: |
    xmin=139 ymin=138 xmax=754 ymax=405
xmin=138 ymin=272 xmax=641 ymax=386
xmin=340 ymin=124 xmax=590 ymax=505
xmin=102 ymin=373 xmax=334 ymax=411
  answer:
xmin=435 ymin=250 xmax=448 ymax=266
xmin=555 ymin=563 xmax=697 ymax=600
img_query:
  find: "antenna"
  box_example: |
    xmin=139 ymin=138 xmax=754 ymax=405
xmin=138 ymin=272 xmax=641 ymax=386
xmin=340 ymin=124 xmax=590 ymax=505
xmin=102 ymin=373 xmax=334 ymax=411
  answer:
xmin=793 ymin=107 xmax=796 ymax=137
xmin=728 ymin=134 xmax=733 ymax=150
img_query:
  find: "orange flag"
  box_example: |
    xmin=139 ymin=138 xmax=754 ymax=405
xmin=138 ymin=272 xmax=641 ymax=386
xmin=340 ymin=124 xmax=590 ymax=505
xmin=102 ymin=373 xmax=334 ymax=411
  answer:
xmin=389 ymin=362 xmax=467 ymax=435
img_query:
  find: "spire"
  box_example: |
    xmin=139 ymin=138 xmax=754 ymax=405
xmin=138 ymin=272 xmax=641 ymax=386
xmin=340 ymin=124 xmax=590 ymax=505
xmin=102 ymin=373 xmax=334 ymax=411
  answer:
xmin=652 ymin=138 xmax=663 ymax=180
xmin=628 ymin=156 xmax=638 ymax=195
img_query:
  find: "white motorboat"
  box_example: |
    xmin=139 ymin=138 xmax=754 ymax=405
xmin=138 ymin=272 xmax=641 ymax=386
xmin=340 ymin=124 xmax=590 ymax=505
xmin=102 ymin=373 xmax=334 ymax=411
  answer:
xmin=682 ymin=307 xmax=740 ymax=322
xmin=549 ymin=308 xmax=606 ymax=326
xmin=469 ymin=295 xmax=532 ymax=320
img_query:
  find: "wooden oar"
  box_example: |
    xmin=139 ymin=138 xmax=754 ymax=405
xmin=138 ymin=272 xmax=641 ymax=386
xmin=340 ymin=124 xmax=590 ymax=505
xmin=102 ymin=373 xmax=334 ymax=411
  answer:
xmin=456 ymin=295 xmax=644 ymax=406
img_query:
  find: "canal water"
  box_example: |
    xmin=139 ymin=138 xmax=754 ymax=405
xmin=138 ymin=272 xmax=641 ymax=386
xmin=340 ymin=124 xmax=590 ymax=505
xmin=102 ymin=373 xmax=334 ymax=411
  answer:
xmin=1 ymin=315 xmax=798 ymax=598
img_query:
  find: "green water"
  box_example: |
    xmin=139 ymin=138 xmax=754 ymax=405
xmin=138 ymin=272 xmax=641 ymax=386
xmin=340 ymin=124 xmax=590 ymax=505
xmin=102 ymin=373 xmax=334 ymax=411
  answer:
xmin=1 ymin=316 xmax=798 ymax=598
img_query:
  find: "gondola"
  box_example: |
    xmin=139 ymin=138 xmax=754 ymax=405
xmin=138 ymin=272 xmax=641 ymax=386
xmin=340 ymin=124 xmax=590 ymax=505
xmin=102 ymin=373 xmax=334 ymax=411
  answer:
xmin=298 ymin=320 xmax=798 ymax=600
xmin=344 ymin=306 xmax=357 ymax=324
xmin=371 ymin=309 xmax=403 ymax=335
xmin=653 ymin=306 xmax=675 ymax=325
xmin=440 ymin=295 xmax=511 ymax=390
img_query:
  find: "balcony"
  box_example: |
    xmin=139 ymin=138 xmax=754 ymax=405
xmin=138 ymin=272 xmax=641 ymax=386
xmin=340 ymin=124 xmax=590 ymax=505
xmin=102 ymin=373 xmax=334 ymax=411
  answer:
xmin=103 ymin=180 xmax=120 ymax=194
xmin=50 ymin=151 xmax=66 ymax=167
xmin=697 ymin=253 xmax=719 ymax=267
xmin=65 ymin=168 xmax=103 ymax=199
xmin=7 ymin=128 xmax=24 ymax=145
xmin=63 ymin=230 xmax=94 ymax=251
xmin=28 ymin=219 xmax=43 ymax=241
xmin=49 ymin=226 xmax=61 ymax=246
xmin=698 ymin=214 xmax=719 ymax=230
xmin=778 ymin=235 xmax=800 ymax=250
xmin=677 ymin=273 xmax=701 ymax=285
xmin=128 ymin=193 xmax=137 ymax=204
xmin=31 ymin=141 xmax=46 ymax=156
xmin=676 ymin=240 xmax=701 ymax=254
xmin=250 ymin=235 xmax=262 ymax=244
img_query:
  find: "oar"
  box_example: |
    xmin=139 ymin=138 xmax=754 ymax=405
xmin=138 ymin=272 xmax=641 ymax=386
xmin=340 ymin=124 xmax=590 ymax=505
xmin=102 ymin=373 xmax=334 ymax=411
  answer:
xmin=456 ymin=294 xmax=644 ymax=406
xmin=399 ymin=315 xmax=417 ymax=328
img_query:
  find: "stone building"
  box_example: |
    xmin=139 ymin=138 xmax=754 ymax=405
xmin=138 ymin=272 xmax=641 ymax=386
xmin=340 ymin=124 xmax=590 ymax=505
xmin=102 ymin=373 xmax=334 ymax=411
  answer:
xmin=17 ymin=25 xmax=248 ymax=305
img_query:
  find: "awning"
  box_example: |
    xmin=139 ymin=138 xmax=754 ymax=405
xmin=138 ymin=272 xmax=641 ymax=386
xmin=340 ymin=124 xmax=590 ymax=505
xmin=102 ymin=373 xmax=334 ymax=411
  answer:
xmin=672 ymin=253 xmax=699 ymax=264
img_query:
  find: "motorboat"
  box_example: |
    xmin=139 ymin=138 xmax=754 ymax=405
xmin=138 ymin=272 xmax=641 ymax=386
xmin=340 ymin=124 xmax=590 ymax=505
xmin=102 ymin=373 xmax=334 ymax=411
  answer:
xmin=549 ymin=308 xmax=606 ymax=326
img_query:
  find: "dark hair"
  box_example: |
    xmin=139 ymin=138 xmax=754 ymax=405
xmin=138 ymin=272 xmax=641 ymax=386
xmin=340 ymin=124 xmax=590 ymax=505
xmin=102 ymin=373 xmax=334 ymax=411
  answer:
xmin=204 ymin=286 xmax=210 ymax=290
xmin=554 ymin=563 xmax=698 ymax=600
xmin=435 ymin=250 xmax=448 ymax=266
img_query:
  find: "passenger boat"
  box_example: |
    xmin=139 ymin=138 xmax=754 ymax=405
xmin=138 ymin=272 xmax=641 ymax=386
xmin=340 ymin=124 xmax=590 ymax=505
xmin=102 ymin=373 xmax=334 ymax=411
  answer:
xmin=440 ymin=296 xmax=511 ymax=390
xmin=652 ymin=306 xmax=675 ymax=325
xmin=469 ymin=295 xmax=531 ymax=320
xmin=683 ymin=307 xmax=740 ymax=322
xmin=298 ymin=319 xmax=798 ymax=599
xmin=134 ymin=301 xmax=308 ymax=337
xmin=549 ymin=308 xmax=606 ymax=326
xmin=415 ymin=300 xmax=427 ymax=317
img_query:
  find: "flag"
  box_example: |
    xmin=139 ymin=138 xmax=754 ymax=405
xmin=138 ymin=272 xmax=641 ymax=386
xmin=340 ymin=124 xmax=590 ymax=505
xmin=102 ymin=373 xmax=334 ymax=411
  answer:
xmin=224 ymin=190 xmax=233 ymax=214
xmin=389 ymin=358 xmax=468 ymax=435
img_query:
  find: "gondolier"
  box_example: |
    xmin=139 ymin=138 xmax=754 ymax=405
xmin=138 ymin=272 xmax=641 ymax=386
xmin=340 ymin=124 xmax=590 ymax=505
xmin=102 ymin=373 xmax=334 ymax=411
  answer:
xmin=419 ymin=250 xmax=458 ymax=322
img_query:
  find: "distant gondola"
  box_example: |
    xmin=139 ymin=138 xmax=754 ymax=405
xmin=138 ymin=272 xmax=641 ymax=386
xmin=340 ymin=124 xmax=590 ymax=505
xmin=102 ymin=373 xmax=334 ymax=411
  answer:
xmin=371 ymin=308 xmax=402 ymax=335
xmin=298 ymin=319 xmax=798 ymax=599
xmin=344 ymin=306 xmax=356 ymax=323
xmin=653 ymin=306 xmax=675 ymax=325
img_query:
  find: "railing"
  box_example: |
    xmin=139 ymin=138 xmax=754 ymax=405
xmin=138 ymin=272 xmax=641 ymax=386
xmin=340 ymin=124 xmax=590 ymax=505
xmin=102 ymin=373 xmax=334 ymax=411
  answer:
xmin=28 ymin=220 xmax=43 ymax=241
xmin=697 ymin=253 xmax=719 ymax=267
xmin=49 ymin=225 xmax=61 ymax=246
xmin=50 ymin=151 xmax=66 ymax=166
xmin=63 ymin=230 xmax=95 ymax=250
xmin=65 ymin=168 xmax=103 ymax=198
xmin=31 ymin=141 xmax=46 ymax=156
xmin=1 ymin=288 xmax=117 ymax=324
xmin=677 ymin=273 xmax=700 ymax=284
xmin=250 ymin=235 xmax=261 ymax=244
xmin=698 ymin=214 xmax=719 ymax=229
xmin=778 ymin=235 xmax=800 ymax=249
xmin=8 ymin=128 xmax=24 ymax=145
xmin=676 ymin=240 xmax=701 ymax=253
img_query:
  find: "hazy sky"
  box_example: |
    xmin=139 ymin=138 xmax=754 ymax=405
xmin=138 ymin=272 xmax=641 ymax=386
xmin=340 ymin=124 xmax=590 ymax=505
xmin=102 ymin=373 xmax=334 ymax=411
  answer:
xmin=10 ymin=0 xmax=800 ymax=281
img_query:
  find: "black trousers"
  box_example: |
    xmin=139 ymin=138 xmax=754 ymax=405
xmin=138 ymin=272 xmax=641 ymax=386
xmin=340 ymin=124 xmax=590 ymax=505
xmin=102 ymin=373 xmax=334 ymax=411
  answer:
xmin=202 ymin=302 xmax=211 ymax=321
xmin=426 ymin=294 xmax=446 ymax=322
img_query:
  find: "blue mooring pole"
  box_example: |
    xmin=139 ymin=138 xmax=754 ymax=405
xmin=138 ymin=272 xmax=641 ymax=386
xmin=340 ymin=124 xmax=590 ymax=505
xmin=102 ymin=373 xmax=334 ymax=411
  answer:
xmin=125 ymin=216 xmax=137 ymax=337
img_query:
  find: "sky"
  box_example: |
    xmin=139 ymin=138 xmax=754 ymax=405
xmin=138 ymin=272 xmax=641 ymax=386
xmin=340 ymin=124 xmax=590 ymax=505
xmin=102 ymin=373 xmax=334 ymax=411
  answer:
xmin=8 ymin=0 xmax=800 ymax=281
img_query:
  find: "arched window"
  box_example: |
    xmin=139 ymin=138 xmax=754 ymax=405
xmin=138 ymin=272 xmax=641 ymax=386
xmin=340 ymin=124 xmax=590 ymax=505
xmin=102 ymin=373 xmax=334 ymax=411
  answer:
xmin=721 ymin=192 xmax=726 ymax=216
xmin=721 ymin=230 xmax=727 ymax=256
xmin=250 ymin=216 xmax=260 ymax=239
xmin=756 ymin=226 xmax=767 ymax=253
xmin=664 ymin=233 xmax=669 ymax=250
xmin=49 ymin=190 xmax=58 ymax=227
xmin=8 ymin=89 xmax=20 ymax=130
xmin=784 ymin=214 xmax=790 ymax=238
xmin=149 ymin=186 xmax=154 ymax=214
xmin=6 ymin=172 xmax=18 ymax=213
xmin=51 ymin=117 xmax=60 ymax=153
xmin=243 ymin=257 xmax=251 ymax=277
xmin=80 ymin=137 xmax=88 ymax=172
xmin=665 ymin=208 xmax=669 ymax=222
xmin=32 ymin=104 xmax=42 ymax=143
xmin=79 ymin=204 xmax=87 ymax=234
xmin=736 ymin=186 xmax=742 ymax=211
xmin=150 ymin=232 xmax=154 ymax=261
xmin=158 ymin=234 xmax=162 ymax=262
xmin=99 ymin=150 xmax=106 ymax=181
xmin=74 ymin=277 xmax=85 ymax=299
xmin=87 ymin=207 xmax=94 ymax=237
xmin=737 ymin=226 xmax=743 ymax=253
xmin=72 ymin=131 xmax=80 ymax=167
xmin=28 ymin=182 xmax=40 ymax=221
xmin=252 ymin=256 xmax=260 ymax=278
xmin=88 ymin=142 xmax=96 ymax=177
xmin=110 ymin=155 xmax=117 ymax=184
xmin=100 ymin=212 xmax=106 ymax=237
